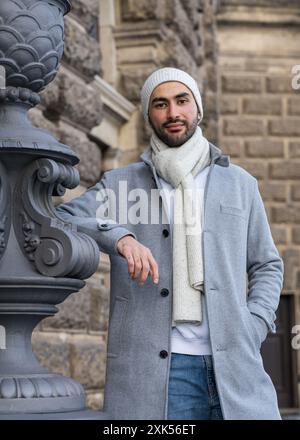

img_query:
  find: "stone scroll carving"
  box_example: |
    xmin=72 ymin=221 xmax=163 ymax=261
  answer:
xmin=13 ymin=158 xmax=99 ymax=279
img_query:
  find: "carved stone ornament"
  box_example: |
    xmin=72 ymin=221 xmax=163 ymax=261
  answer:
xmin=0 ymin=0 xmax=70 ymax=92
xmin=0 ymin=1 xmax=105 ymax=419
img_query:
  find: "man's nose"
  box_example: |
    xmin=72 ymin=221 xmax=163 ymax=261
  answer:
xmin=167 ymin=102 xmax=180 ymax=119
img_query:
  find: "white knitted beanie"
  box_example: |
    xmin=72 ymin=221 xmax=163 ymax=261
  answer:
xmin=141 ymin=67 xmax=203 ymax=124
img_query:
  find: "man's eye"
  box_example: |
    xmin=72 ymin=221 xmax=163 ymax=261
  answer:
xmin=178 ymin=99 xmax=188 ymax=104
xmin=155 ymin=102 xmax=167 ymax=108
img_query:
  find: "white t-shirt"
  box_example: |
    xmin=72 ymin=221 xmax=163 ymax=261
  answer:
xmin=158 ymin=167 xmax=212 ymax=355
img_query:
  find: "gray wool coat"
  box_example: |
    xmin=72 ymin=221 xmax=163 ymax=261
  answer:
xmin=56 ymin=143 xmax=284 ymax=420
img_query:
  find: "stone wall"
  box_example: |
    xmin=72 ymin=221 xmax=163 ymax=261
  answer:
xmin=199 ymin=0 xmax=219 ymax=144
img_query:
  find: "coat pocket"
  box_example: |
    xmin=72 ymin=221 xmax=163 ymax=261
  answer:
xmin=107 ymin=296 xmax=128 ymax=358
xmin=220 ymin=203 xmax=246 ymax=219
xmin=249 ymin=312 xmax=269 ymax=347
xmin=242 ymin=306 xmax=268 ymax=350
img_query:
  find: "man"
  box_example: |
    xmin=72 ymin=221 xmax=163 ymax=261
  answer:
xmin=56 ymin=67 xmax=284 ymax=420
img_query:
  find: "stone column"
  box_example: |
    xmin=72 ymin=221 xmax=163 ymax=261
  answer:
xmin=0 ymin=0 xmax=104 ymax=419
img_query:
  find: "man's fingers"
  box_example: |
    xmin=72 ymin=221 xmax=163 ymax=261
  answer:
xmin=148 ymin=252 xmax=159 ymax=284
xmin=123 ymin=242 xmax=158 ymax=285
xmin=132 ymin=252 xmax=142 ymax=279
xmin=138 ymin=255 xmax=150 ymax=284
xmin=122 ymin=249 xmax=135 ymax=277
xmin=125 ymin=253 xmax=135 ymax=277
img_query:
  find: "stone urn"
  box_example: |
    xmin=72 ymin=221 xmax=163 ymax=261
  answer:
xmin=0 ymin=0 xmax=102 ymax=418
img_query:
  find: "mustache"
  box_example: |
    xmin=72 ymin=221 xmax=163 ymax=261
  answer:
xmin=163 ymin=119 xmax=186 ymax=128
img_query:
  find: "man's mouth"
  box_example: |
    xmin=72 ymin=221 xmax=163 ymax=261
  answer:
xmin=164 ymin=122 xmax=185 ymax=132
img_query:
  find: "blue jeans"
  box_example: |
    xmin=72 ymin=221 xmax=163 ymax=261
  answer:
xmin=167 ymin=353 xmax=224 ymax=420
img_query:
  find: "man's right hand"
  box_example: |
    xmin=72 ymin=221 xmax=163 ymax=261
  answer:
xmin=116 ymin=235 xmax=159 ymax=286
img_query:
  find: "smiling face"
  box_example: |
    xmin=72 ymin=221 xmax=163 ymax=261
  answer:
xmin=148 ymin=81 xmax=199 ymax=147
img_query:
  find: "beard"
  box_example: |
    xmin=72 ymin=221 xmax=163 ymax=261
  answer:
xmin=150 ymin=115 xmax=199 ymax=148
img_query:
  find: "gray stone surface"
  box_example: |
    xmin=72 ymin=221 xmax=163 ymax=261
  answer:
xmin=90 ymin=283 xmax=110 ymax=332
xmin=59 ymin=69 xmax=103 ymax=130
xmin=38 ymin=67 xmax=103 ymax=131
xmin=39 ymin=74 xmax=61 ymax=113
xmin=164 ymin=0 xmax=202 ymax=62
xmin=86 ymin=391 xmax=104 ymax=411
xmin=58 ymin=121 xmax=102 ymax=186
xmin=32 ymin=332 xmax=72 ymax=377
xmin=41 ymin=284 xmax=92 ymax=331
xmin=70 ymin=0 xmax=99 ymax=37
xmin=64 ymin=16 xmax=101 ymax=79
xmin=70 ymin=335 xmax=107 ymax=389
xmin=28 ymin=108 xmax=60 ymax=138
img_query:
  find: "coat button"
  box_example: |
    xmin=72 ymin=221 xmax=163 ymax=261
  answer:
xmin=162 ymin=229 xmax=169 ymax=237
xmin=160 ymin=288 xmax=169 ymax=297
xmin=159 ymin=350 xmax=168 ymax=358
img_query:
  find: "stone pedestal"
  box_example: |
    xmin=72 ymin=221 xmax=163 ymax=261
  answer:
xmin=0 ymin=0 xmax=104 ymax=419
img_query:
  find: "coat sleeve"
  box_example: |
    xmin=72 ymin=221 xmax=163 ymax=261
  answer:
xmin=55 ymin=173 xmax=136 ymax=256
xmin=246 ymin=179 xmax=284 ymax=339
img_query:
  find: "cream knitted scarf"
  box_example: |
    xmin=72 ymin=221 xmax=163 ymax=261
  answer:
xmin=150 ymin=126 xmax=211 ymax=327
